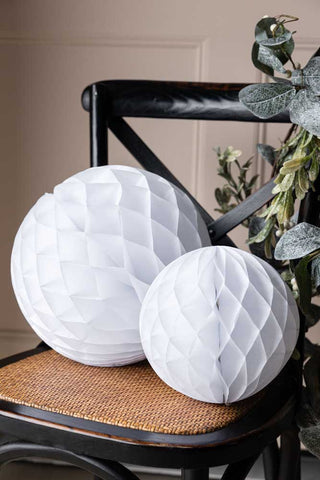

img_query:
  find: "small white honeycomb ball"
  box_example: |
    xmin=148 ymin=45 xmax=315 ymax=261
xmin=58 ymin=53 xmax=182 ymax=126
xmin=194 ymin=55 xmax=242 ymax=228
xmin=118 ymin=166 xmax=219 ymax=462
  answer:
xmin=140 ymin=246 xmax=299 ymax=403
xmin=11 ymin=165 xmax=210 ymax=366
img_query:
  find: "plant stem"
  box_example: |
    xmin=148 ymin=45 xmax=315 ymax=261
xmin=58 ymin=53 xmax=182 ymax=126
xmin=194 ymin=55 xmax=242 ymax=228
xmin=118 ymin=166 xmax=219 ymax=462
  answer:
xmin=270 ymin=124 xmax=297 ymax=178
xmin=284 ymin=123 xmax=297 ymax=144
xmin=284 ymin=49 xmax=297 ymax=70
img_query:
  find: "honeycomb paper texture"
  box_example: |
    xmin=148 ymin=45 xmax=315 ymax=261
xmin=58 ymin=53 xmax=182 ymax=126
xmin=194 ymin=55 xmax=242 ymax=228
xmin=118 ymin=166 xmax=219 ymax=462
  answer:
xmin=11 ymin=165 xmax=210 ymax=366
xmin=140 ymin=246 xmax=299 ymax=403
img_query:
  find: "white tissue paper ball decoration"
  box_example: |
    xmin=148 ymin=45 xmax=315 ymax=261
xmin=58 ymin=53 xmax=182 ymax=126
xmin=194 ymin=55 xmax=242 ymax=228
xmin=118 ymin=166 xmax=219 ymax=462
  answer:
xmin=11 ymin=165 xmax=210 ymax=366
xmin=140 ymin=246 xmax=299 ymax=403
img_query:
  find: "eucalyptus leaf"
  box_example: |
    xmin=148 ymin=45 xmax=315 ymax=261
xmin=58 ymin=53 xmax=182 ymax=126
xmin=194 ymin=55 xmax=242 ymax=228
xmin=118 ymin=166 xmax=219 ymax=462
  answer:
xmin=300 ymin=423 xmax=320 ymax=459
xmin=252 ymin=41 xmax=294 ymax=77
xmin=254 ymin=17 xmax=278 ymax=43
xmin=239 ymin=83 xmax=296 ymax=119
xmin=281 ymin=35 xmax=295 ymax=55
xmin=298 ymin=400 xmax=320 ymax=459
xmin=254 ymin=16 xmax=294 ymax=66
xmin=274 ymin=222 xmax=320 ymax=260
xmin=311 ymin=257 xmax=320 ymax=288
xmin=295 ymin=254 xmax=314 ymax=315
xmin=301 ymin=57 xmax=320 ymax=95
xmin=257 ymin=45 xmax=287 ymax=74
xmin=251 ymin=42 xmax=274 ymax=76
xmin=260 ymin=32 xmax=292 ymax=48
xmin=289 ymin=89 xmax=320 ymax=137
xmin=291 ymin=69 xmax=304 ymax=87
xmin=257 ymin=143 xmax=276 ymax=165
xmin=254 ymin=17 xmax=292 ymax=49
xmin=291 ymin=58 xmax=320 ymax=94
xmin=272 ymin=37 xmax=295 ymax=65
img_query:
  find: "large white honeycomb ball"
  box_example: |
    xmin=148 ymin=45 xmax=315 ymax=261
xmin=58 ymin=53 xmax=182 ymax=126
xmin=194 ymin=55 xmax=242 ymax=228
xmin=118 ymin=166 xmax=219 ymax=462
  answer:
xmin=11 ymin=165 xmax=210 ymax=366
xmin=140 ymin=246 xmax=299 ymax=403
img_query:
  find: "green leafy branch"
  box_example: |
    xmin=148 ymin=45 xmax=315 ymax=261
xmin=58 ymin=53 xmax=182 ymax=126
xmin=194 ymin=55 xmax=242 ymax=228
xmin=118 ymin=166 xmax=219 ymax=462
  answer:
xmin=242 ymin=16 xmax=320 ymax=255
xmin=248 ymin=128 xmax=320 ymax=247
xmin=214 ymin=146 xmax=259 ymax=226
xmin=239 ymin=15 xmax=320 ymax=137
xmin=223 ymin=14 xmax=320 ymax=458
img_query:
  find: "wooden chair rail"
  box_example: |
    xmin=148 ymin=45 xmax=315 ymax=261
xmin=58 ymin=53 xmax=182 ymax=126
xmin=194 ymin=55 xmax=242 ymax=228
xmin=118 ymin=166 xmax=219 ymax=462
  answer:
xmin=81 ymin=80 xmax=290 ymax=122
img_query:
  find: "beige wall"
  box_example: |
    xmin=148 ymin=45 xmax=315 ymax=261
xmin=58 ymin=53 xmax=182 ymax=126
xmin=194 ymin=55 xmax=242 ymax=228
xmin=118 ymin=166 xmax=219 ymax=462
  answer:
xmin=1 ymin=0 xmax=320 ymax=354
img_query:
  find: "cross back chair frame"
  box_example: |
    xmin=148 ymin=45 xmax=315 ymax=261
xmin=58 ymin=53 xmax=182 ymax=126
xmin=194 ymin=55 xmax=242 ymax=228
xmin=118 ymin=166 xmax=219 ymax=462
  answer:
xmin=0 ymin=80 xmax=315 ymax=480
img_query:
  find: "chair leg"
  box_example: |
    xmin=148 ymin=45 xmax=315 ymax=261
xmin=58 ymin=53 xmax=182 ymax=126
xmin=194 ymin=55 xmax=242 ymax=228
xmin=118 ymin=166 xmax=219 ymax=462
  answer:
xmin=221 ymin=454 xmax=259 ymax=480
xmin=263 ymin=441 xmax=280 ymax=480
xmin=278 ymin=426 xmax=300 ymax=480
xmin=181 ymin=467 xmax=209 ymax=480
xmin=294 ymin=452 xmax=301 ymax=480
xmin=0 ymin=441 xmax=139 ymax=480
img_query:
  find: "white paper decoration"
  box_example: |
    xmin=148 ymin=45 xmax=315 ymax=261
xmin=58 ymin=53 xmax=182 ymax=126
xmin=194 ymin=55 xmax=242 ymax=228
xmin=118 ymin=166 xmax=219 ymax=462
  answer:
xmin=11 ymin=165 xmax=210 ymax=366
xmin=140 ymin=246 xmax=299 ymax=403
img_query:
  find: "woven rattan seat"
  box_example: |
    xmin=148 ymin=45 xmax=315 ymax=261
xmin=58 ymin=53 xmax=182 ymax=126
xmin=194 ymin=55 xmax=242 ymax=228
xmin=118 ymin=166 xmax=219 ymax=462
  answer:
xmin=0 ymin=349 xmax=265 ymax=435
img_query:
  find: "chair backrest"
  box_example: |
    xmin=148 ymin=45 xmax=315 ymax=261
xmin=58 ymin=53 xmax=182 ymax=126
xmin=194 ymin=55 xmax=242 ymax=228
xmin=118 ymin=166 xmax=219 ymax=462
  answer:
xmin=81 ymin=80 xmax=296 ymax=248
xmin=81 ymin=80 xmax=320 ymax=381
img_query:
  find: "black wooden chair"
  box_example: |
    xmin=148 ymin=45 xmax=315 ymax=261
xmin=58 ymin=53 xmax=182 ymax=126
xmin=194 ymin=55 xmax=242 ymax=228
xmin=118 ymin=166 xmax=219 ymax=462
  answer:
xmin=0 ymin=80 xmax=313 ymax=480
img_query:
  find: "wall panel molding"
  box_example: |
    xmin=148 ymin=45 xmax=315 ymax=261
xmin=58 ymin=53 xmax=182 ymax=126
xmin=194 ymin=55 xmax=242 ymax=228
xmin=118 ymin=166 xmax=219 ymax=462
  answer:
xmin=0 ymin=31 xmax=207 ymax=49
xmin=294 ymin=37 xmax=320 ymax=52
xmin=0 ymin=31 xmax=208 ymax=197
xmin=0 ymin=33 xmax=209 ymax=341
